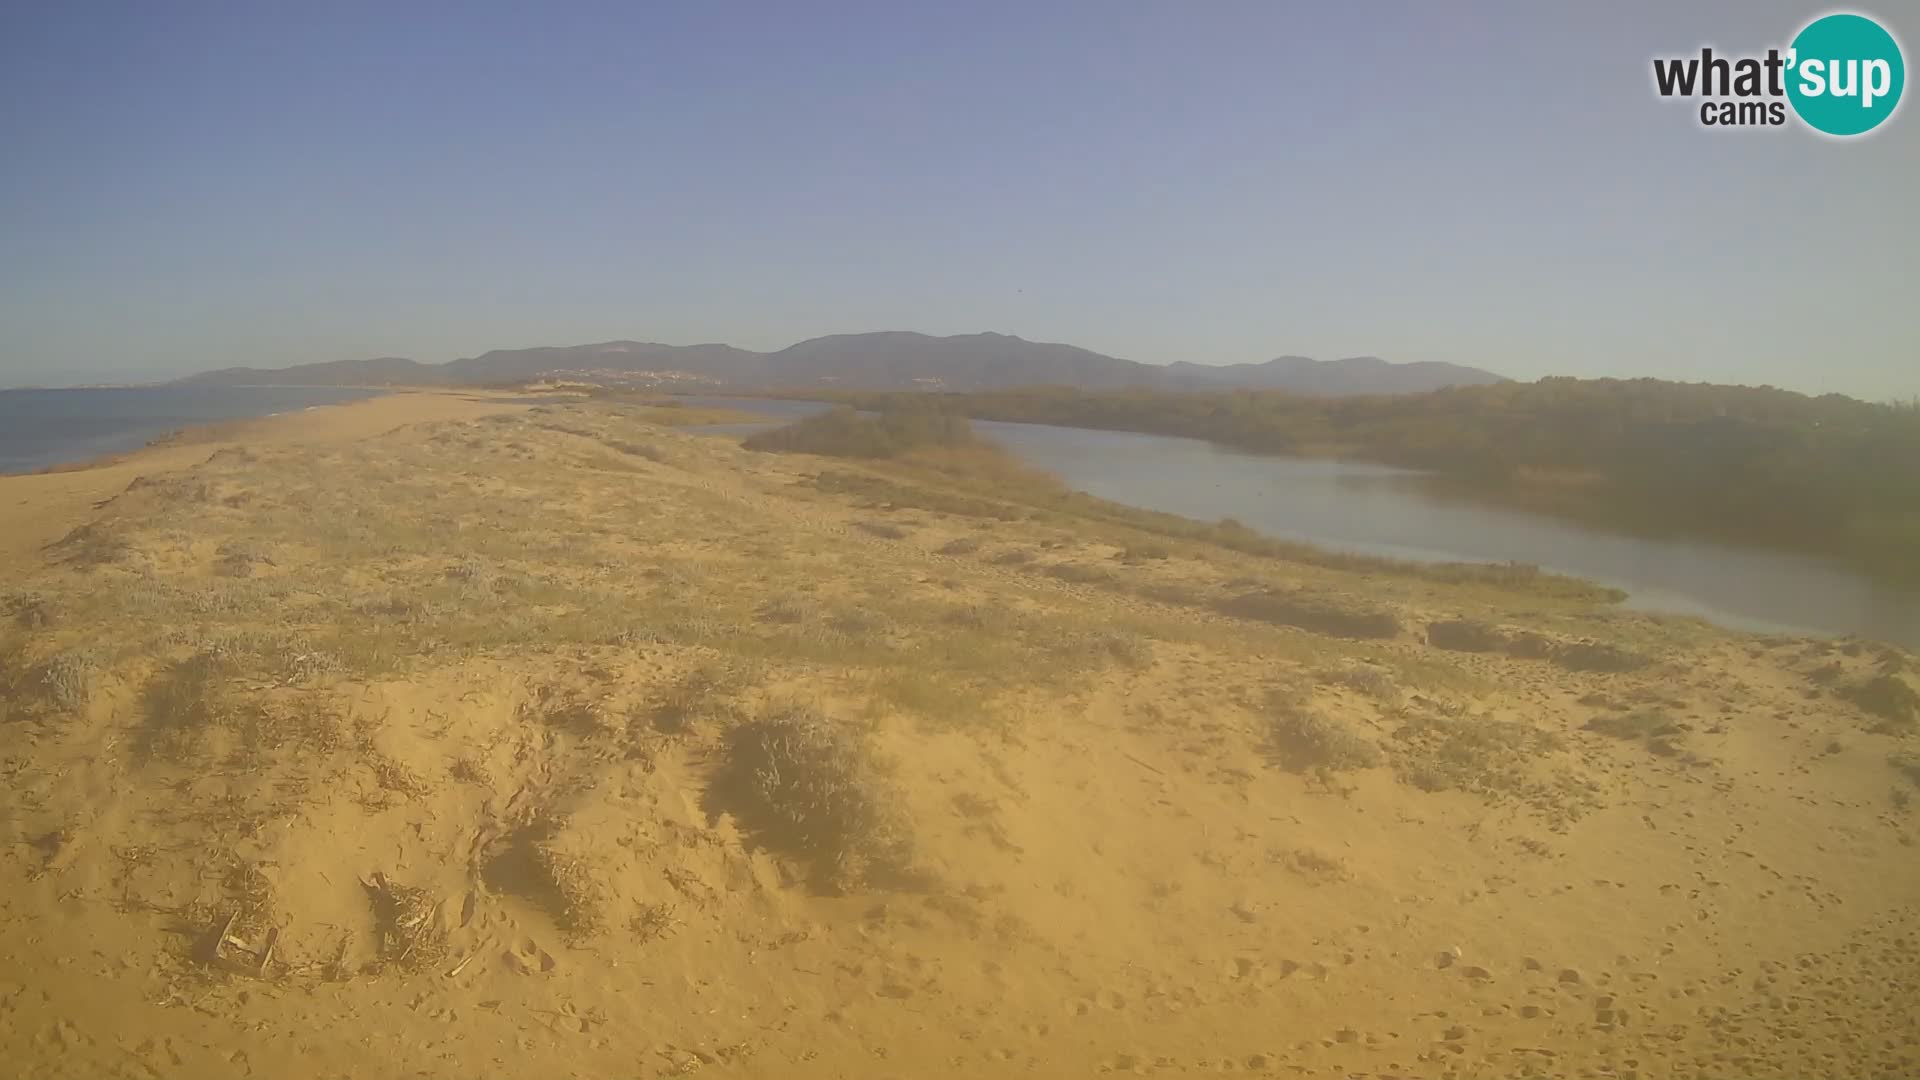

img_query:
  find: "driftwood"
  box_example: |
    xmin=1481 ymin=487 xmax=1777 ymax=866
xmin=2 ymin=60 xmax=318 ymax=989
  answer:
xmin=362 ymin=872 xmax=447 ymax=966
xmin=207 ymin=910 xmax=281 ymax=977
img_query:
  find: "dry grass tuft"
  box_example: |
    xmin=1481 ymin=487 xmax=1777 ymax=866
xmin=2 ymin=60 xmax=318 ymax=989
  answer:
xmin=651 ymin=662 xmax=745 ymax=735
xmin=3 ymin=591 xmax=59 ymax=629
xmin=51 ymin=522 xmax=134 ymax=567
xmin=220 ymin=858 xmax=279 ymax=944
xmin=1585 ymin=708 xmax=1688 ymax=756
xmin=814 ymin=470 xmax=1028 ymax=522
xmin=448 ymin=754 xmax=490 ymax=784
xmin=533 ymin=841 xmax=610 ymax=936
xmin=518 ymin=684 xmax=615 ymax=737
xmin=1275 ymin=847 xmax=1352 ymax=883
xmin=363 ymin=872 xmax=446 ymax=969
xmin=1264 ymin=696 xmax=1382 ymax=772
xmin=714 ymin=704 xmax=916 ymax=892
xmin=214 ymin=540 xmax=275 ymax=578
xmin=757 ymin=596 xmax=819 ymax=626
xmin=1503 ymin=630 xmax=1558 ymax=660
xmin=1389 ymin=708 xmax=1564 ymax=797
xmin=1043 ymin=562 xmax=1117 ymax=587
xmin=1321 ymin=663 xmax=1399 ymax=700
xmin=366 ymin=753 xmax=432 ymax=800
xmin=125 ymin=473 xmax=214 ymax=503
xmin=1219 ymin=590 xmax=1402 ymax=640
xmin=137 ymin=652 xmax=233 ymax=759
xmin=603 ymin=438 xmax=667 ymax=462
xmin=630 ymin=901 xmax=681 ymax=943
xmin=1553 ymin=641 xmax=1650 ymax=674
xmin=20 ymin=648 xmax=97 ymax=716
xmin=354 ymin=593 xmax=438 ymax=624
xmin=228 ymin=698 xmax=348 ymax=765
xmin=854 ymin=520 xmax=910 ymax=540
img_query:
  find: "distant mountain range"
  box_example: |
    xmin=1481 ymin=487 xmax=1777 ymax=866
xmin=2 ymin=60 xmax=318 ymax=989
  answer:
xmin=180 ymin=332 xmax=1508 ymax=396
xmin=1163 ymin=354 xmax=1508 ymax=395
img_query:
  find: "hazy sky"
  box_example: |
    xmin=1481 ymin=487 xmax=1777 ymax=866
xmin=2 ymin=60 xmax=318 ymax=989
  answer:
xmin=2 ymin=2 xmax=1914 ymax=396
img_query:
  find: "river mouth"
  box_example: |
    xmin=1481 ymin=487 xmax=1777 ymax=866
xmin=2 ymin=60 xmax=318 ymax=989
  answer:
xmin=676 ymin=396 xmax=1920 ymax=646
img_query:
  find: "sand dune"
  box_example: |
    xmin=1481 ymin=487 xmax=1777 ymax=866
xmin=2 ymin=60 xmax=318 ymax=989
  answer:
xmin=1 ymin=393 xmax=1915 ymax=1078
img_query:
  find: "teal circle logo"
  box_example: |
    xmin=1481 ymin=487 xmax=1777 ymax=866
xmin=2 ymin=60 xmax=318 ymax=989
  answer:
xmin=1787 ymin=13 xmax=1905 ymax=136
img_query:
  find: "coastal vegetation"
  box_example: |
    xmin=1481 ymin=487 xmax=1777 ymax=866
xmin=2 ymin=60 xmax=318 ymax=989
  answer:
xmin=3 ymin=393 xmax=1917 ymax=1077
xmin=808 ymin=380 xmax=1920 ymax=580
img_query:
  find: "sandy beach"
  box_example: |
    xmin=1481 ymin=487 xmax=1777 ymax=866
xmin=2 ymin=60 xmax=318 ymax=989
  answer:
xmin=1 ymin=392 xmax=1916 ymax=1079
xmin=0 ymin=391 xmax=531 ymax=578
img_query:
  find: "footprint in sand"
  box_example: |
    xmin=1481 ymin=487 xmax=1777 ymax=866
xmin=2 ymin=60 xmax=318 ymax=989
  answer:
xmin=504 ymin=937 xmax=557 ymax=974
xmin=1067 ymin=989 xmax=1128 ymax=1016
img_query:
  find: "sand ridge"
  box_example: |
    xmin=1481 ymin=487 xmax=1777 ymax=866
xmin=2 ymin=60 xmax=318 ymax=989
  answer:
xmin=0 ymin=393 xmax=1916 ymax=1078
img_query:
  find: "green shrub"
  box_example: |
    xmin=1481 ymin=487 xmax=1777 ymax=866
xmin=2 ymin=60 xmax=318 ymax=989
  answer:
xmin=1846 ymin=674 xmax=1920 ymax=733
xmin=1553 ymin=641 xmax=1650 ymax=674
xmin=744 ymin=406 xmax=977 ymax=459
xmin=1426 ymin=619 xmax=1507 ymax=653
xmin=1890 ymin=752 xmax=1920 ymax=787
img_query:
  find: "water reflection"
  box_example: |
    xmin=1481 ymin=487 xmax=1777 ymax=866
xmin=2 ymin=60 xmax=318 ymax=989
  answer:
xmin=679 ymin=397 xmax=1920 ymax=644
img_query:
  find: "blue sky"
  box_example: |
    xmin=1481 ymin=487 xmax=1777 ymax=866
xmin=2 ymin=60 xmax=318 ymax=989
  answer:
xmin=1 ymin=1 xmax=1914 ymax=397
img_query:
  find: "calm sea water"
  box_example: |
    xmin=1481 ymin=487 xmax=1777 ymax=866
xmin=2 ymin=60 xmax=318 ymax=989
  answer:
xmin=678 ymin=396 xmax=1920 ymax=645
xmin=0 ymin=385 xmax=383 ymax=474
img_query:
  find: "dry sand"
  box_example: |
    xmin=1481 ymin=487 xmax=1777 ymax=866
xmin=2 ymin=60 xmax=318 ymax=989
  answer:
xmin=1 ymin=392 xmax=1916 ymax=1079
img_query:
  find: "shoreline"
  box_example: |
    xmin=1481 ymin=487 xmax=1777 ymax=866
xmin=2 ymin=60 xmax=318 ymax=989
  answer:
xmin=692 ymin=396 xmax=1920 ymax=645
xmin=10 ymin=387 xmax=1911 ymax=645
xmin=780 ymin=389 xmax=1920 ymax=589
xmin=0 ymin=388 xmax=530 ymax=579
xmin=1 ymin=385 xmax=412 ymax=478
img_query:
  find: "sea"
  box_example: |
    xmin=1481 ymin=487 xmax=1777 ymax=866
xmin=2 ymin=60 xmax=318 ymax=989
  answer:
xmin=0 ymin=385 xmax=384 ymax=474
